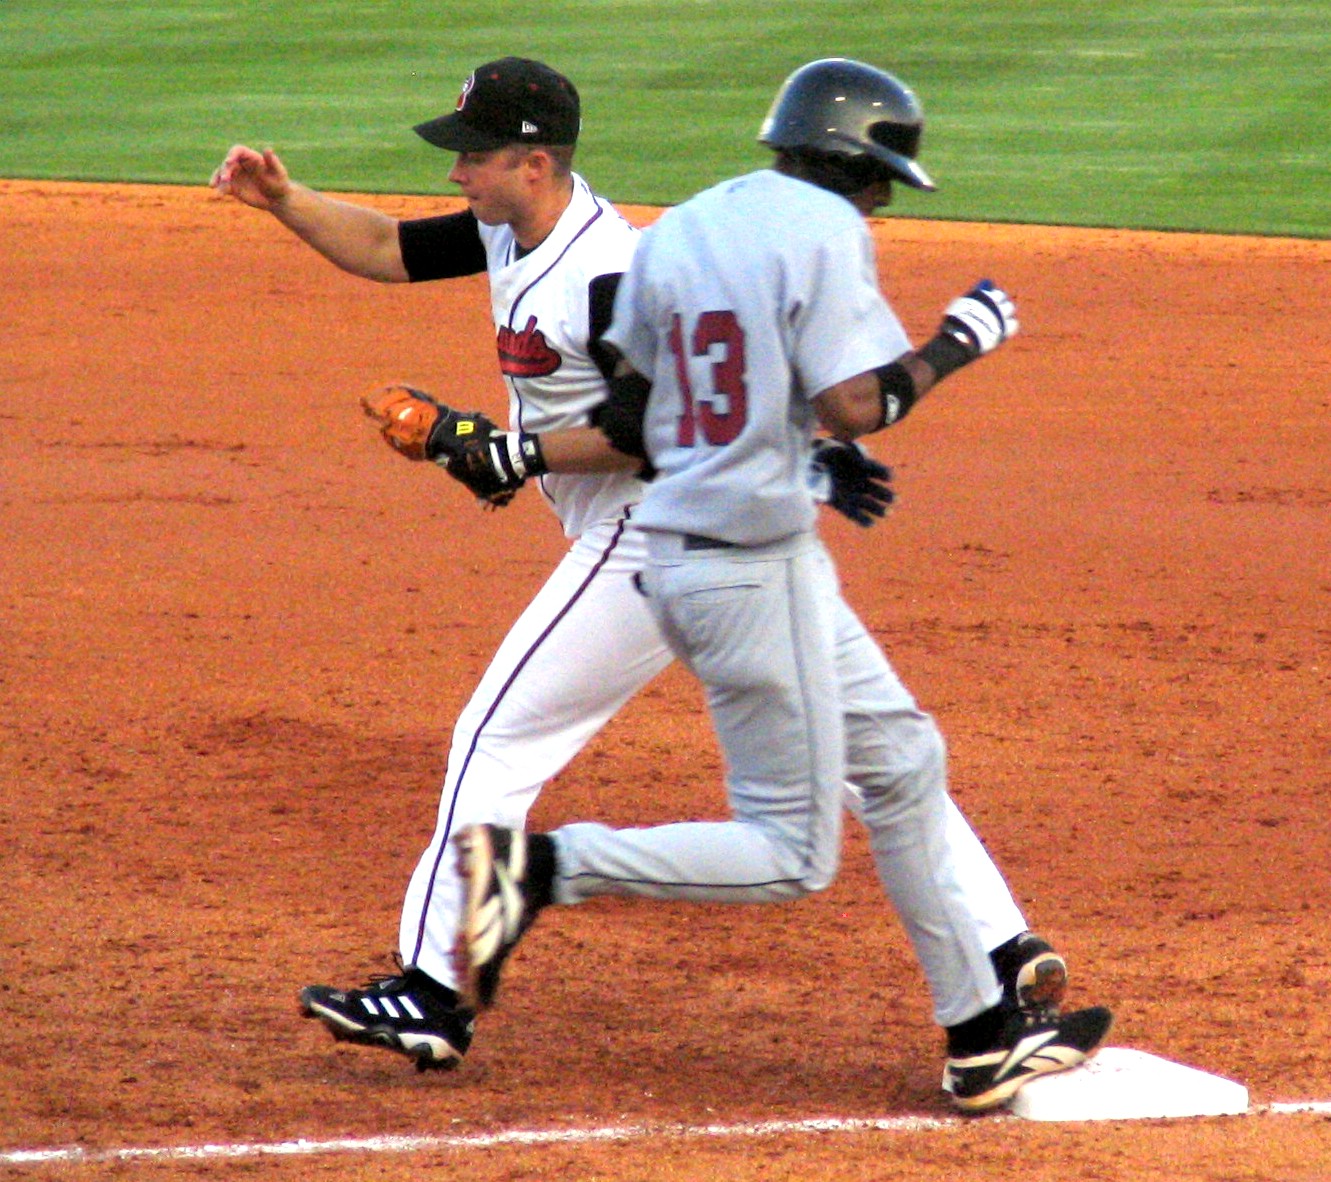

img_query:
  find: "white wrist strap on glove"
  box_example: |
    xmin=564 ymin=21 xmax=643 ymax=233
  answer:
xmin=489 ymin=431 xmax=546 ymax=485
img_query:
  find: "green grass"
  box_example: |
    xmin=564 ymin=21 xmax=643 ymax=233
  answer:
xmin=1 ymin=0 xmax=1327 ymax=235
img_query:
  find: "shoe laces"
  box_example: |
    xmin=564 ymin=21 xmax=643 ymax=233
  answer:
xmin=361 ymin=952 xmax=413 ymax=994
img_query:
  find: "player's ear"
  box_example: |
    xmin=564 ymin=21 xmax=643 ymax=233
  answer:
xmin=525 ymin=145 xmax=566 ymax=182
xmin=514 ymin=145 xmax=544 ymax=176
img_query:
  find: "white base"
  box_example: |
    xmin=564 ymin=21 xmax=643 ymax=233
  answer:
xmin=1010 ymin=1047 xmax=1249 ymax=1121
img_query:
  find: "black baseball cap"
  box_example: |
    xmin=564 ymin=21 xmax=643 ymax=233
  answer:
xmin=413 ymin=57 xmax=581 ymax=151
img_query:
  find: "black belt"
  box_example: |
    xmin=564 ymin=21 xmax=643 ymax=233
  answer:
xmin=682 ymin=533 xmax=739 ymax=550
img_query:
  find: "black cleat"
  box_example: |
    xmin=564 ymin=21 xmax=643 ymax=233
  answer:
xmin=299 ymin=965 xmax=474 ymax=1072
xmin=943 ymin=1004 xmax=1113 ymax=1112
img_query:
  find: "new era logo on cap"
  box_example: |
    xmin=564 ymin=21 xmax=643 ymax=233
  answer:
xmin=413 ymin=57 xmax=581 ymax=152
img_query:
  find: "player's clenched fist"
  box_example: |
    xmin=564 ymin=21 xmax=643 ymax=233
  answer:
xmin=940 ymin=279 xmax=1019 ymax=357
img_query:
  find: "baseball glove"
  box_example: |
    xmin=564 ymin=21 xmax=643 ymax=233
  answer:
xmin=360 ymin=384 xmax=520 ymax=507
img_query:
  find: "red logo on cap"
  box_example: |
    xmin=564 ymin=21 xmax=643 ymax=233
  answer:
xmin=497 ymin=316 xmax=562 ymax=377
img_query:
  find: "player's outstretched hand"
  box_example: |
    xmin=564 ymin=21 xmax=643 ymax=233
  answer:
xmin=810 ymin=438 xmax=895 ymax=527
xmin=210 ymin=145 xmax=291 ymax=210
xmin=940 ymin=279 xmax=1019 ymax=357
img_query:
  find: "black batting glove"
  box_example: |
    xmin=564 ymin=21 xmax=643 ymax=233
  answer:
xmin=809 ymin=438 xmax=895 ymax=527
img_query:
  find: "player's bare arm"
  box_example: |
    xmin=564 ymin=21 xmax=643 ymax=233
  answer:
xmin=817 ymin=279 xmax=1020 ymax=440
xmin=210 ymin=143 xmax=409 ymax=283
xmin=536 ymin=426 xmax=639 ymax=473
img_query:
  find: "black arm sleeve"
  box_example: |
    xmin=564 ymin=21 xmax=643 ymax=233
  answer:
xmin=916 ymin=331 xmax=975 ymax=380
xmin=589 ymin=368 xmax=653 ymax=465
xmin=398 ymin=210 xmax=488 ymax=281
xmin=585 ymin=272 xmax=656 ymax=478
xmin=587 ymin=272 xmax=624 ymax=383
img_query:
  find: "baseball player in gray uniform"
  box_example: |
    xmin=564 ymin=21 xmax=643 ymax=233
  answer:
xmin=213 ymin=57 xmax=1072 ymax=1086
xmin=449 ymin=59 xmax=1112 ymax=1113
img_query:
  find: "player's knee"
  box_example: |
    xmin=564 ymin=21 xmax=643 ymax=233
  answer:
xmin=912 ymin=717 xmax=947 ymax=783
xmin=854 ymin=712 xmax=947 ymax=811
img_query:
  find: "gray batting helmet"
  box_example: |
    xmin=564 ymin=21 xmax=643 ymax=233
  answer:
xmin=758 ymin=58 xmax=935 ymax=192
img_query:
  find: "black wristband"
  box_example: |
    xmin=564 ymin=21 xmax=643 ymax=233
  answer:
xmin=917 ymin=331 xmax=976 ymax=381
xmin=873 ymin=360 xmax=919 ymax=430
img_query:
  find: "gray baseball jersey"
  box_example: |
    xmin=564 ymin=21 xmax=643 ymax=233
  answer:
xmin=605 ymin=169 xmax=910 ymax=544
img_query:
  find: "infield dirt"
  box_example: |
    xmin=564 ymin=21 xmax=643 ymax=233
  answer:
xmin=2 ymin=179 xmax=1329 ymax=1180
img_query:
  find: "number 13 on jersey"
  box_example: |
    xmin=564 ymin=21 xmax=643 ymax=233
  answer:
xmin=668 ymin=310 xmax=748 ymax=446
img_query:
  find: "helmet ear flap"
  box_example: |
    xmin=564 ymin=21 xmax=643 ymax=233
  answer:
xmin=869 ymin=118 xmax=921 ymax=162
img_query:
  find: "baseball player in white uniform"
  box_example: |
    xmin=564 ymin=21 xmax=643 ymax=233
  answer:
xmin=213 ymin=57 xmax=1074 ymax=1087
xmin=449 ymin=59 xmax=1112 ymax=1113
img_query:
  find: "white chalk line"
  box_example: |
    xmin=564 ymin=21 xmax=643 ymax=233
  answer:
xmin=0 ymin=1115 xmax=957 ymax=1166
xmin=5 ymin=1103 xmax=1330 ymax=1167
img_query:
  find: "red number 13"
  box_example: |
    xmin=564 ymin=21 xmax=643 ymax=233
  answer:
xmin=668 ymin=310 xmax=748 ymax=446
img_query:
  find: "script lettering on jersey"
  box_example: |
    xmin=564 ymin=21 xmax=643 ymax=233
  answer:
xmin=669 ymin=310 xmax=748 ymax=446
xmin=497 ymin=315 xmax=563 ymax=378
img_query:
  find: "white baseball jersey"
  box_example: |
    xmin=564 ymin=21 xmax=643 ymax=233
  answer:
xmin=604 ymin=169 xmax=910 ymax=545
xmin=478 ymin=173 xmax=645 ymax=538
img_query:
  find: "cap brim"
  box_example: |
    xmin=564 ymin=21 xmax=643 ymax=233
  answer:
xmin=412 ymin=113 xmax=511 ymax=152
